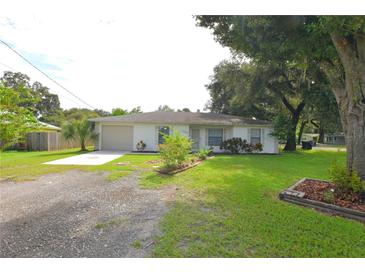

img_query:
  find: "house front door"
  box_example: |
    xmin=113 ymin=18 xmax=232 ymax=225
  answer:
xmin=191 ymin=128 xmax=200 ymax=151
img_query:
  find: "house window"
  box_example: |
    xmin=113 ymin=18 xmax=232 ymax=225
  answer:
xmin=158 ymin=126 xmax=170 ymax=144
xmin=208 ymin=128 xmax=223 ymax=146
xmin=250 ymin=128 xmax=261 ymax=145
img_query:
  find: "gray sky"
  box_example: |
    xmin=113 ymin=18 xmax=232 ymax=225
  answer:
xmin=0 ymin=1 xmax=231 ymax=112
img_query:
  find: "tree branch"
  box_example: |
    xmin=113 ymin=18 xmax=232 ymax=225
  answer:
xmin=320 ymin=60 xmax=345 ymax=102
xmin=311 ymin=119 xmax=319 ymax=128
xmin=280 ymin=95 xmax=296 ymax=113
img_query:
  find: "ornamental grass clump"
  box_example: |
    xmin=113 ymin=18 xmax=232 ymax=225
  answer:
xmin=159 ymin=131 xmax=192 ymax=169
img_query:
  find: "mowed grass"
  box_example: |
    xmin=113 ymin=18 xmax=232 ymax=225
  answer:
xmin=0 ymin=148 xmax=88 ymax=181
xmin=0 ymin=148 xmax=160 ymax=182
xmin=141 ymin=150 xmax=365 ymax=257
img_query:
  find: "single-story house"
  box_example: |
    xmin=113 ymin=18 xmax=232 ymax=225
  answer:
xmin=89 ymin=111 xmax=279 ymax=153
xmin=324 ymin=133 xmax=346 ymax=145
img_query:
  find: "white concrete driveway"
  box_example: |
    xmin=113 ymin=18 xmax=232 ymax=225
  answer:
xmin=44 ymin=151 xmax=127 ymax=166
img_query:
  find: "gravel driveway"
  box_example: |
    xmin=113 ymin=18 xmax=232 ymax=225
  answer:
xmin=0 ymin=170 xmax=176 ymax=257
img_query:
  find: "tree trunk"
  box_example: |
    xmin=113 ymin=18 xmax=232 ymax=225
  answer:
xmin=284 ymin=110 xmax=302 ymax=151
xmin=297 ymin=120 xmax=307 ymax=145
xmin=284 ymin=128 xmax=297 ymax=151
xmin=321 ymin=33 xmax=365 ymax=179
xmin=282 ymin=97 xmax=305 ymax=151
xmin=345 ymin=114 xmax=365 ymax=178
xmin=80 ymin=139 xmax=86 ymax=151
xmin=318 ymin=125 xmax=325 ymax=143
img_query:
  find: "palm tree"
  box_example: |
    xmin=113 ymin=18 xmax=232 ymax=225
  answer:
xmin=62 ymin=120 xmax=97 ymax=151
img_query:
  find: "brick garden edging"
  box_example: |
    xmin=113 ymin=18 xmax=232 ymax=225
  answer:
xmin=279 ymin=178 xmax=365 ymax=222
xmin=156 ymin=156 xmax=215 ymax=175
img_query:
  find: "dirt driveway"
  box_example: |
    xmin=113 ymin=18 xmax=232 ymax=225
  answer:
xmin=0 ymin=170 xmax=175 ymax=257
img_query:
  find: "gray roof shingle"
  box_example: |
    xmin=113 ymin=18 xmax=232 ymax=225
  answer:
xmin=89 ymin=111 xmax=271 ymax=126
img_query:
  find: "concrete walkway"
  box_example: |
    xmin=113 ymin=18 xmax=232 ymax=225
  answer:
xmin=44 ymin=151 xmax=127 ymax=166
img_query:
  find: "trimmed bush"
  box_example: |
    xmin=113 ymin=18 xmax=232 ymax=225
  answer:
xmin=159 ymin=131 xmax=192 ymax=169
xmin=329 ymin=162 xmax=365 ymax=195
xmin=220 ymin=138 xmax=263 ymax=154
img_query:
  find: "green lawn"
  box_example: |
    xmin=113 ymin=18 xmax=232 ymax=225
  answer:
xmin=141 ymin=150 xmax=365 ymax=257
xmin=0 ymin=148 xmax=364 ymax=257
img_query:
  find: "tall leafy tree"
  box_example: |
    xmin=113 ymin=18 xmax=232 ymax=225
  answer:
xmin=1 ymin=71 xmax=62 ymax=124
xmin=205 ymin=59 xmax=325 ymax=151
xmin=196 ymin=16 xmax=365 ymax=178
xmin=111 ymin=108 xmax=128 ymax=116
xmin=62 ymin=108 xmax=100 ymax=121
xmin=206 ymin=60 xmax=277 ymax=121
xmin=157 ymin=105 xmax=174 ymax=112
xmin=0 ymin=84 xmax=38 ymax=149
xmin=31 ymin=81 xmax=61 ymax=123
xmin=129 ymin=106 xmax=142 ymax=113
xmin=94 ymin=109 xmax=111 ymax=117
xmin=306 ymin=88 xmax=341 ymax=143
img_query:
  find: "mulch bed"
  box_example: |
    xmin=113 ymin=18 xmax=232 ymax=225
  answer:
xmin=294 ymin=179 xmax=365 ymax=213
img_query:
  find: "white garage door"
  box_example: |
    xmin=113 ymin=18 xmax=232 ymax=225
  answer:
xmin=101 ymin=125 xmax=133 ymax=151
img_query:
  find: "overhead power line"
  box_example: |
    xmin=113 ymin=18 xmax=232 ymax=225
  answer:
xmin=0 ymin=60 xmax=87 ymax=108
xmin=0 ymin=38 xmax=95 ymax=109
xmin=0 ymin=61 xmax=16 ymax=71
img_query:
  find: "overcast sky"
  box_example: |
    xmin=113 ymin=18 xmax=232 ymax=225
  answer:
xmin=0 ymin=1 xmax=231 ymax=112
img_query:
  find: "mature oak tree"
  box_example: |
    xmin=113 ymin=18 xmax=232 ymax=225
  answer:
xmin=1 ymin=71 xmax=62 ymax=124
xmin=205 ymin=59 xmax=326 ymax=151
xmin=196 ymin=15 xmax=365 ymax=178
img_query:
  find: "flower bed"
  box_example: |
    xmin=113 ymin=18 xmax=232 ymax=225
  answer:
xmin=279 ymin=178 xmax=365 ymax=222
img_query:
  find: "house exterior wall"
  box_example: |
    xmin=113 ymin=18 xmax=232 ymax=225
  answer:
xmin=93 ymin=122 xmax=278 ymax=153
xmin=262 ymin=128 xmax=279 ymax=154
xmin=134 ymin=124 xmax=157 ymax=151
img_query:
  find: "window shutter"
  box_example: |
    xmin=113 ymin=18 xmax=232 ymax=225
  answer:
xmin=248 ymin=128 xmax=251 ymax=142
xmin=261 ymin=128 xmax=265 ymax=146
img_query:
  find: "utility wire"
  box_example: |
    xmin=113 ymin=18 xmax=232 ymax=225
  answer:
xmin=0 ymin=39 xmax=95 ymax=109
xmin=0 ymin=60 xmax=87 ymax=108
xmin=0 ymin=61 xmax=16 ymax=71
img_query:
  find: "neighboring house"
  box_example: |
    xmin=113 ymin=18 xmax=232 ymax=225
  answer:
xmin=302 ymin=133 xmax=319 ymax=143
xmin=324 ymin=133 xmax=346 ymax=146
xmin=89 ymin=111 xmax=279 ymax=153
xmin=36 ymin=121 xmax=62 ymax=132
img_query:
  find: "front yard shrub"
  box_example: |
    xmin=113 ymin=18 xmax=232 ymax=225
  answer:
xmin=196 ymin=148 xmax=212 ymax=160
xmin=159 ymin=131 xmax=192 ymax=169
xmin=329 ymin=161 xmax=365 ymax=195
xmin=220 ymin=138 xmax=263 ymax=154
xmin=220 ymin=137 xmax=242 ymax=153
